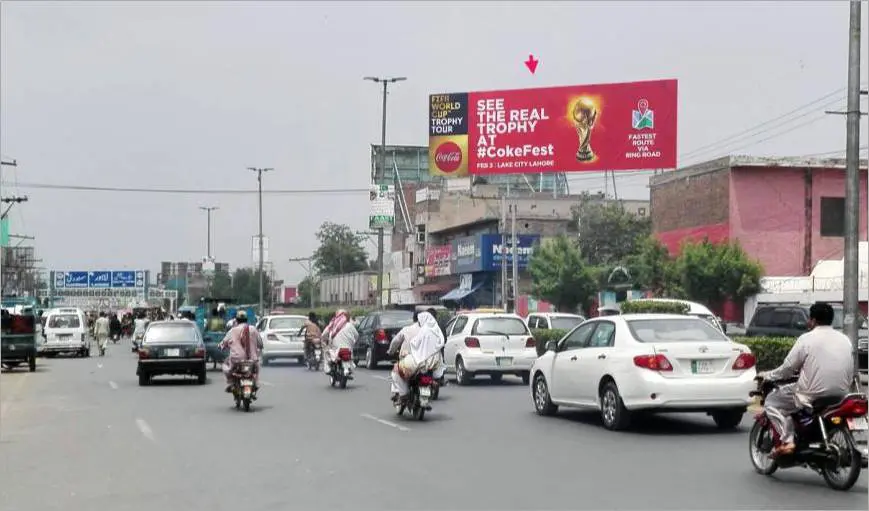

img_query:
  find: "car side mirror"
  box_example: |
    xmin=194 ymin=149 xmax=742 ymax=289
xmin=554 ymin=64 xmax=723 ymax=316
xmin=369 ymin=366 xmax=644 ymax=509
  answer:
xmin=545 ymin=340 xmax=557 ymax=352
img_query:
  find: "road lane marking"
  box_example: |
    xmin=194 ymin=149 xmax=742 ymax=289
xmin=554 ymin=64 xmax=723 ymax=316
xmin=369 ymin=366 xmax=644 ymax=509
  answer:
xmin=360 ymin=413 xmax=411 ymax=432
xmin=135 ymin=418 xmax=155 ymax=442
xmin=108 ymin=381 xmax=118 ymax=390
xmin=369 ymin=375 xmax=390 ymax=381
xmin=97 ymin=363 xmax=103 ymax=369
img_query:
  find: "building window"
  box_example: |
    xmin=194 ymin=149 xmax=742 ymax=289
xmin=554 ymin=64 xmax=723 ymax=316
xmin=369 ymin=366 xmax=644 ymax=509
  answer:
xmin=820 ymin=197 xmax=845 ymax=237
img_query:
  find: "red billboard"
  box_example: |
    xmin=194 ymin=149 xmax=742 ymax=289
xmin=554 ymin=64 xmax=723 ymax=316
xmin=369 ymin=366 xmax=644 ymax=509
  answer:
xmin=424 ymin=245 xmax=452 ymax=277
xmin=429 ymin=79 xmax=677 ymax=177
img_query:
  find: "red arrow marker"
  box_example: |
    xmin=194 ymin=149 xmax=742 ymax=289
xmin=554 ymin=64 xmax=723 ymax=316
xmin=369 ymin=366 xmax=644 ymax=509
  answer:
xmin=524 ymin=54 xmax=539 ymax=74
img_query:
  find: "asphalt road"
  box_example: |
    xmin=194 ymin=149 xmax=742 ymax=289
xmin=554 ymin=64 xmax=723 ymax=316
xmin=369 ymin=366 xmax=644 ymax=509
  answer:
xmin=1 ymin=343 xmax=867 ymax=511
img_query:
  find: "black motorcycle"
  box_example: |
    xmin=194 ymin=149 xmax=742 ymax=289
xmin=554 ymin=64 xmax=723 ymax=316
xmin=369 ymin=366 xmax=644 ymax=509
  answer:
xmin=748 ymin=377 xmax=867 ymax=491
xmin=306 ymin=344 xmax=323 ymax=372
xmin=394 ymin=371 xmax=434 ymax=421
xmin=327 ymin=348 xmax=354 ymax=389
xmin=229 ymin=361 xmax=258 ymax=412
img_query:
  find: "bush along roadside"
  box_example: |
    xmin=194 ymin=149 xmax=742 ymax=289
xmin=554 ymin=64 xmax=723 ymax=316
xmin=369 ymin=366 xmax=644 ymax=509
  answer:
xmin=731 ymin=336 xmax=795 ymax=371
xmin=532 ymin=329 xmax=569 ymax=357
xmin=619 ymin=300 xmax=690 ymax=314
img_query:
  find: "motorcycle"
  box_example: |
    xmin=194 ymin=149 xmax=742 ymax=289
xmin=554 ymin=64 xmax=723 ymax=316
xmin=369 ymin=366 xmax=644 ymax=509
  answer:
xmin=327 ymin=347 xmax=354 ymax=389
xmin=229 ymin=360 xmax=257 ymax=412
xmin=748 ymin=377 xmax=867 ymax=491
xmin=394 ymin=371 xmax=434 ymax=420
xmin=306 ymin=344 xmax=322 ymax=371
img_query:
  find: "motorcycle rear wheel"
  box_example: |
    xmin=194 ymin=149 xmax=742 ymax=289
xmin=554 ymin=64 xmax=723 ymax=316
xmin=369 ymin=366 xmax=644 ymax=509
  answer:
xmin=242 ymin=397 xmax=251 ymax=412
xmin=821 ymin=425 xmax=862 ymax=491
xmin=748 ymin=421 xmax=778 ymax=475
xmin=412 ymin=404 xmax=426 ymax=421
xmin=339 ymin=376 xmax=348 ymax=389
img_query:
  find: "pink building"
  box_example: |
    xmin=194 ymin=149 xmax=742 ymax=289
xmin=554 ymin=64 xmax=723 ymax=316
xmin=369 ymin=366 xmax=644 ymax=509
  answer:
xmin=650 ymin=155 xmax=869 ymax=277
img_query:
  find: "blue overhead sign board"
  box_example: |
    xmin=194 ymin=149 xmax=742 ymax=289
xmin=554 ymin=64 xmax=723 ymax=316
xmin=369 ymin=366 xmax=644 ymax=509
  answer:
xmin=53 ymin=270 xmax=146 ymax=289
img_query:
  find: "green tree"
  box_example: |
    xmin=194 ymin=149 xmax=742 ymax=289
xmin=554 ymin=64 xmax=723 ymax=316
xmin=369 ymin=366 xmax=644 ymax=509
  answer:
xmin=528 ymin=235 xmax=598 ymax=313
xmin=312 ymin=222 xmax=368 ymax=276
xmin=671 ymin=239 xmax=763 ymax=307
xmin=230 ymin=267 xmax=272 ymax=305
xmin=297 ymin=276 xmax=318 ymax=308
xmin=573 ymin=195 xmax=651 ymax=267
xmin=210 ymin=270 xmax=233 ymax=298
xmin=626 ymin=236 xmax=676 ymax=295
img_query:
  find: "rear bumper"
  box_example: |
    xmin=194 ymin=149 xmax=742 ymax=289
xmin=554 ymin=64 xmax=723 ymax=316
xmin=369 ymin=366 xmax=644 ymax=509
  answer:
xmin=619 ymin=370 xmax=755 ymax=411
xmin=373 ymin=342 xmax=395 ymax=361
xmin=138 ymin=358 xmax=206 ymax=375
xmin=263 ymin=343 xmax=304 ymax=359
xmin=40 ymin=342 xmax=87 ymax=353
xmin=462 ymin=351 xmax=536 ymax=373
xmin=2 ymin=345 xmax=36 ymax=362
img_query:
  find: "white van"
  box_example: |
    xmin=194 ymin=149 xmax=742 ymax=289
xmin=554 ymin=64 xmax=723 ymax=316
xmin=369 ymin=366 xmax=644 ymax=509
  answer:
xmin=41 ymin=308 xmax=90 ymax=357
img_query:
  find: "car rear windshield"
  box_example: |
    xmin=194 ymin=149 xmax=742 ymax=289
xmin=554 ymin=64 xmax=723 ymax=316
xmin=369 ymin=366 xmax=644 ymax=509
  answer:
xmin=269 ymin=317 xmax=306 ymax=331
xmin=379 ymin=311 xmax=414 ymax=328
xmin=550 ymin=317 xmax=583 ymax=330
xmin=145 ymin=324 xmax=199 ymax=343
xmin=473 ymin=317 xmax=530 ymax=336
xmin=627 ymin=318 xmax=729 ymax=343
xmin=48 ymin=314 xmax=81 ymax=329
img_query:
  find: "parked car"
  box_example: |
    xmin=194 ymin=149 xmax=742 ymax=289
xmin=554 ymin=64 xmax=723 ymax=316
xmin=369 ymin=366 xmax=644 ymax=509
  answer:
xmin=136 ymin=321 xmax=207 ymax=386
xmin=443 ymin=312 xmax=537 ymax=385
xmin=256 ymin=314 xmax=308 ymax=365
xmin=526 ymin=313 xmax=585 ymax=331
xmin=746 ymin=302 xmax=868 ymax=373
xmin=353 ymin=309 xmax=415 ymax=369
xmin=530 ymin=314 xmax=756 ymax=430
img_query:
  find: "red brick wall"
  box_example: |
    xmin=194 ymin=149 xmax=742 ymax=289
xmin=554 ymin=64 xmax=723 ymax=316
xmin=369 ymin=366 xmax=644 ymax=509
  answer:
xmin=651 ymin=168 xmax=730 ymax=233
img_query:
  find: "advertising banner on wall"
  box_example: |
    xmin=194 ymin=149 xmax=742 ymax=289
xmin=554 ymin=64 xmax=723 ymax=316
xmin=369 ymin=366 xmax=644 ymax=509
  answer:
xmin=424 ymin=245 xmax=452 ymax=277
xmin=369 ymin=184 xmax=395 ymax=229
xmin=429 ymin=79 xmax=677 ymax=177
xmin=480 ymin=234 xmax=540 ymax=271
xmin=451 ymin=236 xmax=483 ymax=274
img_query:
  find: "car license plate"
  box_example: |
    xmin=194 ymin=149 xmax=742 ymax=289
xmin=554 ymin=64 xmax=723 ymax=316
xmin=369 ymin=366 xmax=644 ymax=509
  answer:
xmin=240 ymin=379 xmax=253 ymax=386
xmin=496 ymin=357 xmax=513 ymax=367
xmin=691 ymin=360 xmax=714 ymax=374
xmin=419 ymin=387 xmax=431 ymax=397
xmin=847 ymin=417 xmax=868 ymax=431
xmin=165 ymin=348 xmax=180 ymax=357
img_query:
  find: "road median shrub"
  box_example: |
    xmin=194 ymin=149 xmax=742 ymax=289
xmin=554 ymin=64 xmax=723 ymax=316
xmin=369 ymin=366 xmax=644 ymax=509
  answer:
xmin=731 ymin=336 xmax=795 ymax=371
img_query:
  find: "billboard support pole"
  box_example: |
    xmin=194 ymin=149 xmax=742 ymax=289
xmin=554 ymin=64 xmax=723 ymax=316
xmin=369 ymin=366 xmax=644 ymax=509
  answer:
xmin=844 ymin=0 xmax=862 ymax=380
xmin=511 ymin=202 xmax=519 ymax=314
xmin=500 ymin=196 xmax=507 ymax=311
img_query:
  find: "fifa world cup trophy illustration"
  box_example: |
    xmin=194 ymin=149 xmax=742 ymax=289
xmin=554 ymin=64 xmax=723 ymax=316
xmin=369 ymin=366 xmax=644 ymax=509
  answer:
xmin=572 ymin=98 xmax=599 ymax=162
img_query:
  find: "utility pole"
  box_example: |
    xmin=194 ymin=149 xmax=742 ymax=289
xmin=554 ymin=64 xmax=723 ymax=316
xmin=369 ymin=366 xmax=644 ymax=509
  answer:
xmin=843 ymin=0 xmax=862 ymax=380
xmin=500 ymin=195 xmax=508 ymax=311
xmin=289 ymin=257 xmax=316 ymax=308
xmin=364 ymin=75 xmax=406 ymax=309
xmin=198 ymin=206 xmax=219 ymax=259
xmin=1 ymin=196 xmax=28 ymax=219
xmin=0 ymin=158 xmax=15 ymax=368
xmin=511 ymin=202 xmax=519 ymax=314
xmin=248 ymin=167 xmax=273 ymax=316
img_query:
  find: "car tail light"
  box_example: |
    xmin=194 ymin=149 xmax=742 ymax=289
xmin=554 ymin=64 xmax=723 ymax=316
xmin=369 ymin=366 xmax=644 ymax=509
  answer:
xmin=464 ymin=337 xmax=480 ymax=348
xmin=633 ymin=354 xmax=673 ymax=372
xmin=525 ymin=337 xmax=536 ymax=348
xmin=193 ymin=347 xmax=205 ymax=358
xmin=267 ymin=334 xmax=278 ymax=341
xmin=418 ymin=375 xmax=433 ymax=386
xmin=138 ymin=348 xmax=150 ymax=359
xmin=374 ymin=329 xmax=387 ymax=342
xmin=81 ymin=333 xmax=86 ymax=343
xmin=337 ymin=348 xmax=352 ymax=361
xmin=732 ymin=352 xmax=756 ymax=370
xmin=827 ymin=396 xmax=869 ymax=418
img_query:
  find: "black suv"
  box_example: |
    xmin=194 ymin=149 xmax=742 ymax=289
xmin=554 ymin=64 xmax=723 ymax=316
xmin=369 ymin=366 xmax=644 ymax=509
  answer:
xmin=746 ymin=303 xmax=867 ymax=373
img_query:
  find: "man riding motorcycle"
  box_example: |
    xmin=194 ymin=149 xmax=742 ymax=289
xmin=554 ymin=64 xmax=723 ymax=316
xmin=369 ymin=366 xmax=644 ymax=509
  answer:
xmin=299 ymin=312 xmax=322 ymax=362
xmin=387 ymin=310 xmax=421 ymax=359
xmin=322 ymin=309 xmax=358 ymax=375
xmin=390 ymin=311 xmax=445 ymax=405
xmin=758 ymin=301 xmax=854 ymax=457
xmin=133 ymin=313 xmax=149 ymax=344
xmin=218 ymin=310 xmax=263 ymax=394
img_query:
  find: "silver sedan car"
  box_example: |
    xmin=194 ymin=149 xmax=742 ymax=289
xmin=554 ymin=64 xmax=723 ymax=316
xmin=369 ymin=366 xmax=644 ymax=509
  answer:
xmin=255 ymin=315 xmax=308 ymax=365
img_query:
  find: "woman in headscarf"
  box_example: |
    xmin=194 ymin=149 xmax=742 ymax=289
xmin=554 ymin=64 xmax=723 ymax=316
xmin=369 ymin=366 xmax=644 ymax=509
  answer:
xmin=322 ymin=309 xmax=358 ymax=375
xmin=390 ymin=311 xmax=444 ymax=404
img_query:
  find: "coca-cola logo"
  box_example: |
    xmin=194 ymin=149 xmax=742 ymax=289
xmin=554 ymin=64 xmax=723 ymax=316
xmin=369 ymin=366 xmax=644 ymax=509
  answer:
xmin=434 ymin=141 xmax=462 ymax=173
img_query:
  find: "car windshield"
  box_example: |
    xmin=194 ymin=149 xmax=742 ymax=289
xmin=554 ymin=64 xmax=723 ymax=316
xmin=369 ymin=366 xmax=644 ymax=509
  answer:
xmin=48 ymin=314 xmax=80 ymax=329
xmin=144 ymin=323 xmax=199 ymax=344
xmin=379 ymin=311 xmax=414 ymax=328
xmin=627 ymin=318 xmax=729 ymax=343
xmin=268 ymin=317 xmax=306 ymax=331
xmin=473 ymin=317 xmax=529 ymax=336
xmin=550 ymin=317 xmax=583 ymax=330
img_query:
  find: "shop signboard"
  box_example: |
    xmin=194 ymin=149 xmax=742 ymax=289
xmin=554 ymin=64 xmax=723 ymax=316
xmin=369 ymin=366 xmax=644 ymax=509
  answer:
xmin=424 ymin=245 xmax=452 ymax=277
xmin=480 ymin=234 xmax=540 ymax=271
xmin=451 ymin=235 xmax=483 ymax=273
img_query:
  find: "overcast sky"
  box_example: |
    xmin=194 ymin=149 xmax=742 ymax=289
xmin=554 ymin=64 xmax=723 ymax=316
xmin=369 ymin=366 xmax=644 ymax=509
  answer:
xmin=1 ymin=1 xmax=867 ymax=285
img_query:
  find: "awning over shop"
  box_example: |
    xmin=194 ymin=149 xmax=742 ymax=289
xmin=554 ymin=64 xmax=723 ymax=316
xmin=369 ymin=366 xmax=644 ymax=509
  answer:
xmin=440 ymin=283 xmax=483 ymax=302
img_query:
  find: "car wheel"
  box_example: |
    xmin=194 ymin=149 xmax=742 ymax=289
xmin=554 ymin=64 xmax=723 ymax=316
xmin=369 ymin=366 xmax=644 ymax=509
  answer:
xmin=490 ymin=373 xmax=503 ymax=383
xmin=138 ymin=372 xmax=150 ymax=386
xmin=28 ymin=355 xmax=36 ymax=372
xmin=712 ymin=409 xmax=745 ymax=430
xmin=600 ymin=381 xmax=631 ymax=431
xmin=297 ymin=357 xmax=305 ymax=365
xmin=532 ymin=373 xmax=558 ymax=416
xmin=521 ymin=371 xmax=530 ymax=385
xmin=455 ymin=357 xmax=473 ymax=386
xmin=197 ymin=367 xmax=207 ymax=385
xmin=365 ymin=348 xmax=377 ymax=370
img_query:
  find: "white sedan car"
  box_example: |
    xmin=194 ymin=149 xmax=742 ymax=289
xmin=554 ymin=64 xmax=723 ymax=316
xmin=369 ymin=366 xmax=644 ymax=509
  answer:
xmin=443 ymin=312 xmax=538 ymax=385
xmin=530 ymin=314 xmax=756 ymax=430
xmin=256 ymin=314 xmax=308 ymax=365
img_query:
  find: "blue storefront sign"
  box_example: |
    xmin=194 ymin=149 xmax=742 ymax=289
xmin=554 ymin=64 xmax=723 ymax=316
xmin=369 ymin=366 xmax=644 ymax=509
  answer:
xmin=451 ymin=235 xmax=483 ymax=273
xmin=480 ymin=234 xmax=540 ymax=272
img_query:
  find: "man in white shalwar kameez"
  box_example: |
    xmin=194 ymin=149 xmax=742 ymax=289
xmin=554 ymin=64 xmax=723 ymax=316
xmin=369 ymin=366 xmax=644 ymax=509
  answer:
xmin=390 ymin=311 xmax=445 ymax=403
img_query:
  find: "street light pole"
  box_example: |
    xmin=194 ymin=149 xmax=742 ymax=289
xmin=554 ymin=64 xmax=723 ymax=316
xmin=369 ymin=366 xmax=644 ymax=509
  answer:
xmin=248 ymin=167 xmax=273 ymax=316
xmin=199 ymin=206 xmax=219 ymax=260
xmin=364 ymin=76 xmax=406 ymax=309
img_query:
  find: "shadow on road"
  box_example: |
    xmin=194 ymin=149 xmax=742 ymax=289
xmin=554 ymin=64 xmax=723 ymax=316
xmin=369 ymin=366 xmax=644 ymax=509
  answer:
xmin=552 ymin=409 xmax=747 ymax=436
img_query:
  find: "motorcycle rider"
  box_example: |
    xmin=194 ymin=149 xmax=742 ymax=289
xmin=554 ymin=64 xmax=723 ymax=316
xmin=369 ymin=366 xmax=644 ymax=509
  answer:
xmin=299 ymin=312 xmax=322 ymax=362
xmin=759 ymin=302 xmax=854 ymax=457
xmin=387 ymin=310 xmax=421 ymax=358
xmin=133 ymin=312 xmax=149 ymax=345
xmin=218 ymin=310 xmax=263 ymax=394
xmin=322 ymin=309 xmax=358 ymax=375
xmin=109 ymin=313 xmax=122 ymax=341
xmin=93 ymin=312 xmax=110 ymax=355
xmin=390 ymin=311 xmax=444 ymax=404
